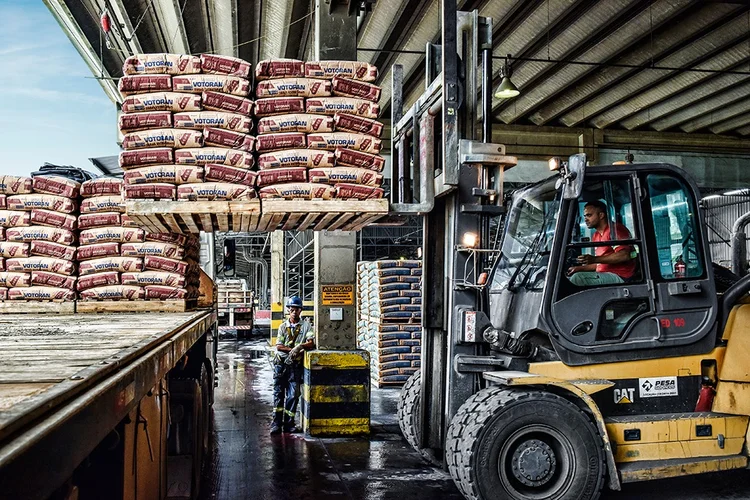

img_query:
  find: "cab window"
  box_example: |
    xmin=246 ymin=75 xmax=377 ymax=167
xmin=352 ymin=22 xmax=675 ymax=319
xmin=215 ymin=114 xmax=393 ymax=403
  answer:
xmin=563 ymin=177 xmax=642 ymax=289
xmin=647 ymin=174 xmax=704 ymax=280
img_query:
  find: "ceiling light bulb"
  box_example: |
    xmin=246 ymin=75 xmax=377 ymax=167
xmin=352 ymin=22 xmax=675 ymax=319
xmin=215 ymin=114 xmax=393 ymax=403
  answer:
xmin=495 ymin=76 xmax=520 ymax=99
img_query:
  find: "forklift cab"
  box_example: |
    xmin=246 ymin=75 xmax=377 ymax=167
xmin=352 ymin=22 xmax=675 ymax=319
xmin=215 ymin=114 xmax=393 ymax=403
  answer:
xmin=489 ymin=162 xmax=718 ymax=366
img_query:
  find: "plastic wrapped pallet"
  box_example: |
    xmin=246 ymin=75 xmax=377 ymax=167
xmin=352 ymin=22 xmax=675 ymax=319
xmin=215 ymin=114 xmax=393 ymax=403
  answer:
xmin=356 ymin=260 xmax=422 ymax=387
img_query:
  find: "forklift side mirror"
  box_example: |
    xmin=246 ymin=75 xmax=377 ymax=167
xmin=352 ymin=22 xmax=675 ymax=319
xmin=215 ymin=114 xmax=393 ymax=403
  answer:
xmin=558 ymin=153 xmax=586 ymax=200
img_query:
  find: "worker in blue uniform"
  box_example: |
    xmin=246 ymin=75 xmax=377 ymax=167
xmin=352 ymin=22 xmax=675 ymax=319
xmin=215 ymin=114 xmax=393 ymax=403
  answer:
xmin=271 ymin=296 xmax=315 ymax=434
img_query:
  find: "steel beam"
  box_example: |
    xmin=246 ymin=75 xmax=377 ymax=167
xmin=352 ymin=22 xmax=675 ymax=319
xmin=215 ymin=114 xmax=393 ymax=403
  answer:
xmin=259 ymin=0 xmax=294 ymax=61
xmin=209 ymin=0 xmax=238 ymax=57
xmin=490 ymin=122 xmax=750 ymax=160
xmin=44 ymin=0 xmax=120 ymax=103
xmin=108 ymin=0 xmax=145 ymax=54
xmin=152 ymin=0 xmax=189 ymax=54
xmin=525 ymin=3 xmax=740 ymax=127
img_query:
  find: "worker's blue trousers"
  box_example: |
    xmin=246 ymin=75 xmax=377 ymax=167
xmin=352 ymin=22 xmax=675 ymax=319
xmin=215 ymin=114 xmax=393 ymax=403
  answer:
xmin=272 ymin=362 xmax=303 ymax=430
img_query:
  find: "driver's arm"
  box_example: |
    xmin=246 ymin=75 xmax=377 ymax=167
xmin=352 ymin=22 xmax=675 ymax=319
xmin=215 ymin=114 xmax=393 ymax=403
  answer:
xmin=567 ymin=263 xmax=596 ymax=275
xmin=592 ymin=247 xmax=632 ymax=264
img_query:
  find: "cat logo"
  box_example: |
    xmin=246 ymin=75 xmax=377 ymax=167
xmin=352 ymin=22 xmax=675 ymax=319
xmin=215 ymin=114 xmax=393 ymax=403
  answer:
xmin=614 ymin=388 xmax=635 ymax=404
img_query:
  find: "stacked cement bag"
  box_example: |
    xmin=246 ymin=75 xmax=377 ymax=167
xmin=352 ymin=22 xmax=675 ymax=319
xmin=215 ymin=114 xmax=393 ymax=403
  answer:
xmin=256 ymin=60 xmax=385 ymax=200
xmin=77 ymin=177 xmax=145 ymax=300
xmin=119 ymin=53 xmax=257 ymax=202
xmin=356 ymin=260 xmax=422 ymax=387
xmin=0 ymin=174 xmax=78 ymax=302
xmin=120 ymin=232 xmax=202 ymax=301
xmin=77 ymin=177 xmax=201 ymax=301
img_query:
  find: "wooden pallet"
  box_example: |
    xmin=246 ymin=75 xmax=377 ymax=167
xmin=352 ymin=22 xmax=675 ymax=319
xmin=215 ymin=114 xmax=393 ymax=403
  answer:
xmin=76 ymin=299 xmax=197 ymax=313
xmin=0 ymin=301 xmax=75 ymax=314
xmin=125 ymin=200 xmax=261 ymax=234
xmin=125 ymin=199 xmax=388 ymax=233
xmin=259 ymin=199 xmax=389 ymax=232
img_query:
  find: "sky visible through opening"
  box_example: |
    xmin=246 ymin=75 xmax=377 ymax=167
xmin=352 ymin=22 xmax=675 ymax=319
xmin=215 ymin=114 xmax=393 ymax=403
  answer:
xmin=0 ymin=0 xmax=118 ymax=177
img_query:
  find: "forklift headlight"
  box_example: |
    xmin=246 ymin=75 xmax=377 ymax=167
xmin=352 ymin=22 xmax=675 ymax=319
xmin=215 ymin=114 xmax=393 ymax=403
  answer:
xmin=462 ymin=232 xmax=478 ymax=248
xmin=548 ymin=157 xmax=562 ymax=171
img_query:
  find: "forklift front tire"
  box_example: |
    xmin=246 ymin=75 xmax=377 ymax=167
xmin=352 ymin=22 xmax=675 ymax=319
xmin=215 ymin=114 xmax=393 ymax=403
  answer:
xmin=446 ymin=387 xmax=606 ymax=500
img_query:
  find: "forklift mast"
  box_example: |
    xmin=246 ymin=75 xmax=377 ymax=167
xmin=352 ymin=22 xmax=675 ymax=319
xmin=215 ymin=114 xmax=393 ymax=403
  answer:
xmin=390 ymin=1 xmax=517 ymax=458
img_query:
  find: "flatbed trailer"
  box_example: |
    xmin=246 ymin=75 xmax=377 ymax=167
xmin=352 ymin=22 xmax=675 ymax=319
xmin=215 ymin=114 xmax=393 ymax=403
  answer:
xmin=0 ymin=310 xmax=217 ymax=500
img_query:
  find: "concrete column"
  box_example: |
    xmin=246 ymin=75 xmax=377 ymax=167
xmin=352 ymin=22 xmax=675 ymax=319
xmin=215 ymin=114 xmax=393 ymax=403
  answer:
xmin=302 ymin=1 xmax=370 ymax=436
xmin=270 ymin=231 xmax=285 ymax=343
xmin=314 ymin=230 xmax=357 ymax=349
xmin=314 ymin=0 xmax=357 ymax=61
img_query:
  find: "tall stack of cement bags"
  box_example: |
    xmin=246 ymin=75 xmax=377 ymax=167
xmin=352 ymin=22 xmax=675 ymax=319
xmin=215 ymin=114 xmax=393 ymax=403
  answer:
xmin=118 ymin=53 xmax=256 ymax=202
xmin=255 ymin=59 xmax=386 ymax=200
xmin=0 ymin=174 xmax=78 ymax=301
xmin=356 ymin=260 xmax=422 ymax=387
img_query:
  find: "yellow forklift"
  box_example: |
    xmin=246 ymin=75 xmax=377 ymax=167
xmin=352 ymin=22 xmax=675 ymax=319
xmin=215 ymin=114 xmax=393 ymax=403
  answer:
xmin=392 ymin=2 xmax=750 ymax=499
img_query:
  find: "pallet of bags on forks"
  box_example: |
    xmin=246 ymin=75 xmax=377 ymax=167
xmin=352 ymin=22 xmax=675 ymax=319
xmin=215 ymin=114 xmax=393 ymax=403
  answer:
xmin=119 ymin=53 xmax=259 ymax=204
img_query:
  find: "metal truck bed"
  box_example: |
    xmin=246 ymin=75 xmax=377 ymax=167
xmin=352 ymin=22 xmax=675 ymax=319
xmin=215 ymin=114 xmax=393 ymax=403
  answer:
xmin=0 ymin=310 xmax=216 ymax=500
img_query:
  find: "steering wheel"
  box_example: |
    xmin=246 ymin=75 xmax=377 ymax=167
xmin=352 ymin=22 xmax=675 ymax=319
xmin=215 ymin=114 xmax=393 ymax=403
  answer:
xmin=565 ymin=247 xmax=582 ymax=268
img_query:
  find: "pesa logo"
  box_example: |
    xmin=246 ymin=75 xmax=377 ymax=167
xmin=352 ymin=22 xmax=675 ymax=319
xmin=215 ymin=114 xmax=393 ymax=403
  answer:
xmin=638 ymin=376 xmax=678 ymax=398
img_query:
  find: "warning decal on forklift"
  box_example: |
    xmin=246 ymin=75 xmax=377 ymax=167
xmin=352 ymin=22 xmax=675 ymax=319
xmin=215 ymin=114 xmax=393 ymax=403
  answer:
xmin=639 ymin=377 xmax=678 ymax=398
xmin=321 ymin=284 xmax=354 ymax=305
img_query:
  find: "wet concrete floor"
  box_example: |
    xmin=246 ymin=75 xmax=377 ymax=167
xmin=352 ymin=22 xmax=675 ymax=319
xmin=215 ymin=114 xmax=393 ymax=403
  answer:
xmin=201 ymin=339 xmax=750 ymax=500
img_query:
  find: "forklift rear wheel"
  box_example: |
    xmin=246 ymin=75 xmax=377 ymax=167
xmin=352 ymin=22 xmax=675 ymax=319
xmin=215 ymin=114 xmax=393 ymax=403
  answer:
xmin=397 ymin=370 xmax=422 ymax=453
xmin=397 ymin=371 xmax=439 ymax=464
xmin=446 ymin=387 xmax=605 ymax=500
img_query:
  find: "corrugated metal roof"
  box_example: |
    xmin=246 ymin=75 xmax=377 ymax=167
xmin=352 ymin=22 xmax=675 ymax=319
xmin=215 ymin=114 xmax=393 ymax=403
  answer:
xmin=49 ymin=0 xmax=750 ymax=136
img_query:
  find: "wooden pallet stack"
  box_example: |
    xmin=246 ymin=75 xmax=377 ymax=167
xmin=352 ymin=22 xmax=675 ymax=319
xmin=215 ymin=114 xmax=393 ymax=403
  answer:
xmin=217 ymin=279 xmax=253 ymax=305
xmin=356 ymin=260 xmax=422 ymax=387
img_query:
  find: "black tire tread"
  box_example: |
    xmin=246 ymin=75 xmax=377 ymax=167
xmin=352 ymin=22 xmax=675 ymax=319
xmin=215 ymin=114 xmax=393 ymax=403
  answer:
xmin=445 ymin=387 xmax=606 ymax=500
xmin=397 ymin=370 xmax=421 ymax=452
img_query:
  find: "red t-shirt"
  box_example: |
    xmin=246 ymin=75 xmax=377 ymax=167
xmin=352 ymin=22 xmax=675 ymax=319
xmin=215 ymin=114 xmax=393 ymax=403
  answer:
xmin=593 ymin=222 xmax=636 ymax=279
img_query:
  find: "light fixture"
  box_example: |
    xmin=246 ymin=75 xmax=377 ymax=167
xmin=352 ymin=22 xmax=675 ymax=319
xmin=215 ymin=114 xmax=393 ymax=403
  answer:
xmin=494 ymin=54 xmax=520 ymax=99
xmin=548 ymin=157 xmax=562 ymax=171
xmin=462 ymin=232 xmax=479 ymax=248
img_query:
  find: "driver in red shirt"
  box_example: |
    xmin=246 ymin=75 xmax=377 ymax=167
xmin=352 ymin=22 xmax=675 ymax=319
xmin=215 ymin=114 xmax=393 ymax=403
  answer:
xmin=567 ymin=200 xmax=636 ymax=286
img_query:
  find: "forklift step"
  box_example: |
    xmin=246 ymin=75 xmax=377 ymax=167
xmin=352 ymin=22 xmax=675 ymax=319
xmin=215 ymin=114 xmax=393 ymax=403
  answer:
xmin=618 ymin=455 xmax=747 ymax=483
xmin=605 ymin=412 xmax=749 ymax=464
xmin=606 ymin=411 xmax=730 ymax=423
